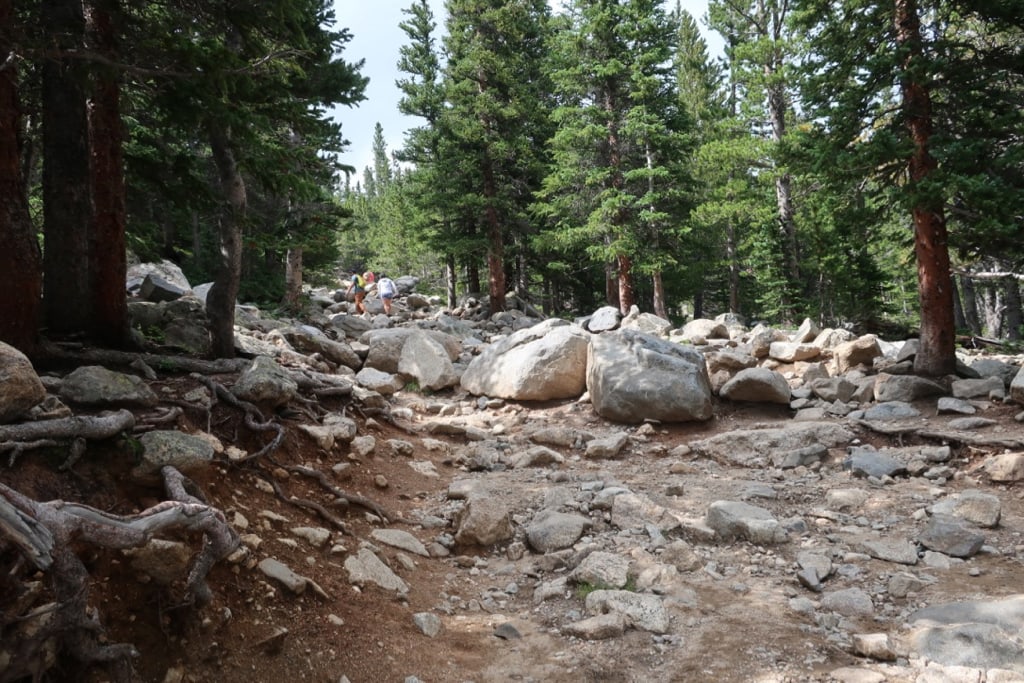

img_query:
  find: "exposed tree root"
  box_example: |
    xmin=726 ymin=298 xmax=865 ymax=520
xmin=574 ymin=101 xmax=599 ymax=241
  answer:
xmin=0 ymin=410 xmax=135 ymax=466
xmin=271 ymin=459 xmax=406 ymax=524
xmin=189 ymin=374 xmax=286 ymax=463
xmin=853 ymin=419 xmax=1024 ymax=450
xmin=0 ymin=466 xmax=238 ymax=682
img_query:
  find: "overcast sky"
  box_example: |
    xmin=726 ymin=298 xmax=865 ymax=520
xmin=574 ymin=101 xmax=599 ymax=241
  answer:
xmin=330 ymin=0 xmax=722 ymax=177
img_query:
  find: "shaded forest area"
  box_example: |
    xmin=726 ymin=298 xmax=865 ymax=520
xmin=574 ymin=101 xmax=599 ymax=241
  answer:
xmin=1 ymin=0 xmax=1023 ymax=370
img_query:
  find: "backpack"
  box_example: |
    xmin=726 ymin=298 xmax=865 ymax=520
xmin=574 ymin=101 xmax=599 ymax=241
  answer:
xmin=353 ymin=273 xmax=365 ymax=289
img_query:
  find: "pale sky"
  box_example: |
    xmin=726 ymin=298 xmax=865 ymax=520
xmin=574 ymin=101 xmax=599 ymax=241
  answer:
xmin=330 ymin=0 xmax=722 ymax=177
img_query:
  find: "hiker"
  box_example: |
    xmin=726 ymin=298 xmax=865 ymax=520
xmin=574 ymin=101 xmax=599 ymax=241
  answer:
xmin=345 ymin=271 xmax=367 ymax=314
xmin=377 ymin=273 xmax=397 ymax=315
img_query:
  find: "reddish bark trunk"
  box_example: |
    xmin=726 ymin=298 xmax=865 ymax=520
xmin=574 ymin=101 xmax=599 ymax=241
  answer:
xmin=482 ymin=162 xmax=506 ymax=313
xmin=88 ymin=1 xmax=129 ymax=347
xmin=0 ymin=0 xmax=42 ymax=353
xmin=896 ymin=0 xmax=956 ymax=376
xmin=617 ymin=253 xmax=635 ymax=315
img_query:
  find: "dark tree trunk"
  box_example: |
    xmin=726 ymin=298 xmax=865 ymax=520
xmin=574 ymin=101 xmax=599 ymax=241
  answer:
xmin=207 ymin=123 xmax=245 ymax=359
xmin=652 ymin=272 xmax=667 ymax=320
xmin=42 ymin=0 xmax=92 ymax=335
xmin=1004 ymin=275 xmax=1022 ymax=341
xmin=466 ymin=261 xmax=481 ymax=297
xmin=88 ymin=0 xmax=129 ymax=347
xmin=445 ymin=252 xmax=456 ymax=309
xmin=482 ymin=161 xmax=506 ymax=313
xmin=604 ymin=260 xmax=618 ymax=309
xmin=951 ymin=276 xmax=966 ymax=331
xmin=0 ymin=0 xmax=42 ymax=353
xmin=726 ymin=221 xmax=740 ymax=314
xmin=897 ymin=0 xmax=956 ymax=376
xmin=960 ymin=273 xmax=982 ymax=335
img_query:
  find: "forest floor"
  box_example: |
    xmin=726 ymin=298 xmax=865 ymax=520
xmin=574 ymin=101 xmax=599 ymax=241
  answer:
xmin=6 ymin=367 xmax=1024 ymax=683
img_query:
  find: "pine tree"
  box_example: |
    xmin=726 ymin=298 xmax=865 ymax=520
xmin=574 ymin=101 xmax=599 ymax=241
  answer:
xmin=537 ymin=0 xmax=693 ymax=316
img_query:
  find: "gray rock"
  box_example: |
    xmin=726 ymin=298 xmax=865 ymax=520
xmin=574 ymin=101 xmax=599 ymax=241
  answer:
xmin=133 ymin=430 xmax=215 ymax=483
xmin=768 ymin=341 xmax=820 ymax=363
xmin=585 ymin=305 xmax=622 ymax=333
xmin=821 ymin=587 xmax=874 ymax=616
xmin=231 ymin=356 xmax=297 ymax=407
xmin=832 ymin=335 xmax=882 ymax=373
xmin=679 ymin=318 xmax=729 ymax=341
xmin=297 ymin=413 xmax=358 ymax=450
xmin=984 ymin=453 xmax=1024 ymax=482
xmin=454 ymin=498 xmax=514 ymax=547
xmin=562 ymin=613 xmax=628 ymax=640
xmin=259 ymin=558 xmax=309 ymax=595
xmin=620 ymin=306 xmax=672 ymax=337
xmin=948 ymin=416 xmax=998 ymax=430
xmin=584 ymin=589 xmax=670 ymax=634
xmin=59 ymin=365 xmax=158 ymax=407
xmin=918 ymin=515 xmax=985 ymax=558
xmin=585 ymin=432 xmax=629 ymax=459
xmin=0 ymin=342 xmax=46 ymax=423
xmin=690 ymin=422 xmax=854 ymax=468
xmin=929 ymin=490 xmax=1001 ymax=528
xmin=907 ymin=596 xmax=1024 ymax=673
xmin=462 ymin=320 xmax=589 ymax=401
xmin=808 ymin=377 xmax=857 ymax=403
xmin=843 ymin=447 xmax=906 ymax=478
xmin=571 ymin=551 xmax=631 ymax=589
xmin=371 ymin=529 xmax=429 ymax=557
xmin=705 ymin=501 xmax=788 ymax=544
xmin=412 ymin=612 xmax=442 ymax=637
xmin=397 ymin=332 xmax=460 ymax=391
xmin=854 ymin=537 xmax=919 ymax=565
xmin=719 ymin=367 xmax=792 ymax=404
xmin=587 ymin=329 xmax=712 ymax=424
xmin=344 ymin=548 xmax=409 ymax=593
xmin=526 ymin=509 xmax=590 ymax=552
xmin=873 ymin=373 xmax=946 ymax=402
xmin=953 ymin=376 xmax=1006 ymax=400
xmin=937 ymin=396 xmax=977 ymax=415
xmin=355 ymin=367 xmax=405 ymax=395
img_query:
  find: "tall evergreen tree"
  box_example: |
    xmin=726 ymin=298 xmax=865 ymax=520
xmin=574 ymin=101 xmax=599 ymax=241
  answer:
xmin=791 ymin=0 xmax=1024 ymax=372
xmin=439 ymin=0 xmax=552 ymax=312
xmin=537 ymin=0 xmax=693 ymax=315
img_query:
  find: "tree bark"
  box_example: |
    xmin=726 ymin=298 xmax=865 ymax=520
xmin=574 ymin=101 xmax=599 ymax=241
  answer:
xmin=445 ymin=252 xmax=457 ymax=309
xmin=283 ymin=247 xmax=303 ymax=312
xmin=897 ymin=0 xmax=956 ymax=376
xmin=1004 ymin=274 xmax=1022 ymax=341
xmin=207 ymin=122 xmax=245 ymax=358
xmin=652 ymin=271 xmax=668 ymax=319
xmin=481 ymin=160 xmax=506 ymax=313
xmin=88 ymin=0 xmax=130 ymax=348
xmin=960 ymin=273 xmax=982 ymax=335
xmin=617 ymin=253 xmax=635 ymax=314
xmin=0 ymin=0 xmax=42 ymax=354
xmin=42 ymin=0 xmax=93 ymax=336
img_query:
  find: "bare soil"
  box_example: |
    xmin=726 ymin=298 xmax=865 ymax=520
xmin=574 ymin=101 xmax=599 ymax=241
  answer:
xmin=4 ymin=371 xmax=1024 ymax=683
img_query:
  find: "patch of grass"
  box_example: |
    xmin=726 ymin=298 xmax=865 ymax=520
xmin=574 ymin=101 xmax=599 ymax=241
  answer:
xmin=574 ymin=577 xmax=637 ymax=600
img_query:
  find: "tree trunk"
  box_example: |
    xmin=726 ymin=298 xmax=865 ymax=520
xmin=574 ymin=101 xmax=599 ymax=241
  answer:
xmin=207 ymin=122 xmax=245 ymax=359
xmin=481 ymin=161 xmax=506 ymax=313
xmin=951 ymin=275 xmax=965 ymax=331
xmin=466 ymin=260 xmax=481 ymax=297
xmin=726 ymin=221 xmax=740 ymax=314
xmin=767 ymin=77 xmax=798 ymax=320
xmin=42 ymin=0 xmax=93 ymax=336
xmin=652 ymin=272 xmax=668 ymax=319
xmin=1004 ymin=275 xmax=1022 ymax=341
xmin=960 ymin=273 xmax=981 ymax=335
xmin=981 ymin=284 xmax=1003 ymax=338
xmin=616 ymin=253 xmax=635 ymax=315
xmin=445 ymin=252 xmax=456 ymax=309
xmin=88 ymin=0 xmax=129 ymax=348
xmin=283 ymin=247 xmax=303 ymax=312
xmin=0 ymin=0 xmax=42 ymax=353
xmin=604 ymin=260 xmax=618 ymax=309
xmin=897 ymin=0 xmax=956 ymax=376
